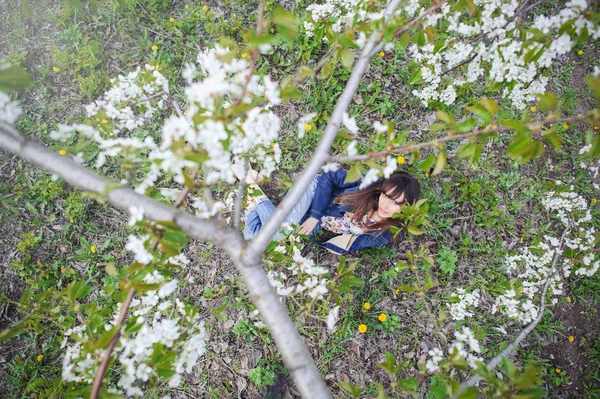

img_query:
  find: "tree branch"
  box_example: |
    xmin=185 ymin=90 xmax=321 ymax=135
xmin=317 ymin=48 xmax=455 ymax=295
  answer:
xmin=0 ymin=122 xmax=332 ymax=398
xmin=451 ymin=226 xmax=570 ymax=398
xmin=246 ymin=0 xmax=405 ymax=259
xmin=90 ymin=288 xmax=136 ymax=399
xmin=329 ymin=115 xmax=586 ymax=163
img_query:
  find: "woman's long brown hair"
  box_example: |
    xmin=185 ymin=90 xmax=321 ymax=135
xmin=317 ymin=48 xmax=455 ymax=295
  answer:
xmin=335 ymin=172 xmax=421 ymax=238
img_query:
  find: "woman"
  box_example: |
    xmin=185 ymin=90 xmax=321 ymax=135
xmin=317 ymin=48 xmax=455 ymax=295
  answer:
xmin=240 ymin=168 xmax=420 ymax=255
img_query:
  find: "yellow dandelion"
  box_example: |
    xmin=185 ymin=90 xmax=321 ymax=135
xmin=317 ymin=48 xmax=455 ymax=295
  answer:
xmin=592 ymin=198 xmax=598 ymax=204
xmin=578 ymin=50 xmax=583 ymax=55
xmin=363 ymin=302 xmax=371 ymax=310
xmin=202 ymin=5 xmax=208 ymax=11
xmin=90 ymin=245 xmax=96 ymax=253
xmin=520 ymin=236 xmax=524 ymax=241
xmin=241 ymin=52 xmax=248 ymax=59
xmin=569 ymin=336 xmax=575 ymax=342
xmin=567 ymin=297 xmax=572 ymax=303
xmin=100 ymin=119 xmax=108 ymax=124
xmin=184 ymin=110 xmax=189 ymax=116
xmin=425 ymin=172 xmax=429 ymax=178
xmin=52 ymin=66 xmax=60 ymax=72
xmin=358 ymin=324 xmax=367 ymax=333
xmin=577 ymin=113 xmax=582 ymax=117
xmin=397 ymin=156 xmax=405 ymax=165
xmin=530 ymin=106 xmax=536 ymax=112
xmin=555 ymin=368 xmax=561 ymax=373
xmin=151 ymin=45 xmax=158 ymax=51
xmin=36 ymin=354 xmax=43 ymax=362
xmin=563 ymin=124 xmax=569 ymax=129
xmin=59 ymin=149 xmax=67 ymax=156
xmin=305 ymin=123 xmax=312 ymax=131
xmin=378 ymin=313 xmax=387 ymax=322
xmin=395 ymin=289 xmax=399 ymax=294
xmin=379 ymin=51 xmax=385 ymax=57
xmin=169 ymin=17 xmax=175 ymax=22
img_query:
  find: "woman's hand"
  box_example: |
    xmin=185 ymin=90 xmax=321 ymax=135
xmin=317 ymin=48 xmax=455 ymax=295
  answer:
xmin=299 ymin=217 xmax=319 ymax=235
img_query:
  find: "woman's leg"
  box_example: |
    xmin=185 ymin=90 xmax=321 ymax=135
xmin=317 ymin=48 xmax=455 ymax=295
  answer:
xmin=243 ymin=176 xmax=319 ymax=241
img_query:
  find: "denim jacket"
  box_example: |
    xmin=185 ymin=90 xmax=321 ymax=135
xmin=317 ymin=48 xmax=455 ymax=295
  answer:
xmin=300 ymin=170 xmax=392 ymax=255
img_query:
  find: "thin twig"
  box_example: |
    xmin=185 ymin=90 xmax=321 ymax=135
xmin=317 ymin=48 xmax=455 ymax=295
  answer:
xmin=174 ymin=166 xmax=201 ymax=208
xmin=232 ymin=0 xmax=264 ymax=107
xmin=233 ymin=160 xmax=248 ymax=229
xmin=131 ymin=91 xmax=166 ymax=107
xmin=451 ymin=226 xmax=570 ymax=398
xmin=329 ymin=115 xmax=587 ymax=163
xmin=90 ymin=288 xmax=136 ymax=399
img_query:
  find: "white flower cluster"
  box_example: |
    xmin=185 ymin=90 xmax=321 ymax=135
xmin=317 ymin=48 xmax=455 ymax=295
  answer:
xmin=357 ymin=155 xmax=398 ymax=189
xmin=450 ymin=326 xmax=483 ymax=368
xmin=541 ymin=188 xmax=591 ymax=226
xmin=448 ymin=288 xmax=480 ymax=321
xmin=0 ymin=91 xmax=22 ymax=125
xmin=267 ymin=239 xmax=330 ymax=300
xmin=304 ymin=0 xmax=382 ymax=38
xmin=61 ymin=276 xmax=207 ymax=397
xmin=407 ymin=0 xmax=599 ymax=108
xmin=492 ymin=288 xmax=539 ymax=325
xmin=494 ymin=189 xmax=597 ymax=324
xmin=85 ymin=64 xmax=169 ymax=131
xmin=425 ymin=327 xmax=483 ymax=372
xmin=51 ymin=46 xmax=283 ymax=216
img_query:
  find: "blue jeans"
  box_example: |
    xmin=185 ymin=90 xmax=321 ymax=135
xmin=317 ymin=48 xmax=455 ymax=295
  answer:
xmin=243 ymin=177 xmax=319 ymax=241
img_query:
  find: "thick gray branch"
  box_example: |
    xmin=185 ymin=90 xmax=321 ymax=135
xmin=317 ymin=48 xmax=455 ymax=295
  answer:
xmin=245 ymin=0 xmax=403 ymax=259
xmin=452 ymin=227 xmax=569 ymax=398
xmin=0 ymin=122 xmax=332 ymax=398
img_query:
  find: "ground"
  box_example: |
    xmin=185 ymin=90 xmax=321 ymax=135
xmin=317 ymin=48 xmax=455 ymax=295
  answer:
xmin=1 ymin=0 xmax=600 ymax=398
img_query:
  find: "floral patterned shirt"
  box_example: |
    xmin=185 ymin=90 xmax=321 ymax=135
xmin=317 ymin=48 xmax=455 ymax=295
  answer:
xmin=320 ymin=213 xmax=376 ymax=236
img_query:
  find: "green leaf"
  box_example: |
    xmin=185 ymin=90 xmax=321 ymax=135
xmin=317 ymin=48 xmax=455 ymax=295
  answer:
xmin=425 ymin=26 xmax=435 ymax=43
xmin=408 ymin=68 xmax=422 ymax=84
xmin=345 ymin=164 xmax=362 ymax=183
xmin=457 ymin=143 xmax=482 ymax=164
xmin=0 ymin=64 xmax=33 ymax=91
xmin=503 ymin=358 xmax=518 ymax=380
xmin=340 ymin=47 xmax=354 ymax=69
xmin=456 ymin=387 xmax=478 ymax=399
xmin=407 ymin=226 xmax=424 ymax=235
xmin=456 ymin=118 xmax=477 ymax=133
xmin=429 ymin=123 xmax=447 ymax=133
xmin=478 ymin=98 xmax=498 ymax=115
xmin=416 ymin=30 xmax=426 ymax=47
xmin=399 ymin=32 xmax=411 ymax=49
xmin=338 ymin=381 xmax=361 ymax=398
xmin=431 ymin=151 xmax=446 ymax=176
xmin=514 ymin=387 xmax=546 ymax=399
xmin=338 ymin=277 xmax=364 ymax=293
xmin=183 ymin=151 xmax=209 ymax=164
xmin=514 ymin=365 xmax=538 ymax=390
xmin=586 ymin=76 xmax=600 ymax=103
xmin=397 ymin=284 xmax=414 ymax=293
xmin=437 ymin=110 xmax=454 ymax=124
xmin=466 ymin=104 xmax=492 ymax=124
xmin=502 ymin=119 xmax=529 ymax=134
xmin=94 ymin=326 xmax=119 ymax=350
xmin=536 ymin=92 xmax=558 ymax=111
xmin=399 ymin=377 xmax=419 ymax=390
xmin=418 ymin=154 xmax=435 ymax=172
xmin=25 ymin=202 xmax=40 ymax=218
xmin=544 ymin=132 xmax=562 ymax=151
xmin=272 ymin=6 xmax=299 ymax=38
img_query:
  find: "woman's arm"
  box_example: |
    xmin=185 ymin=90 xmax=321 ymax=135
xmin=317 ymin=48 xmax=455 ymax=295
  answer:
xmin=305 ymin=169 xmax=361 ymax=220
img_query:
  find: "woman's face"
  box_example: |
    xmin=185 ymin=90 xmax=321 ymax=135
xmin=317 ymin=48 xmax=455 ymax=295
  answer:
xmin=377 ymin=189 xmax=405 ymax=219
